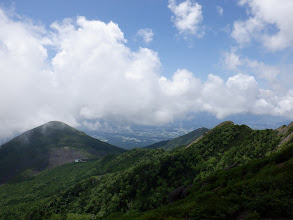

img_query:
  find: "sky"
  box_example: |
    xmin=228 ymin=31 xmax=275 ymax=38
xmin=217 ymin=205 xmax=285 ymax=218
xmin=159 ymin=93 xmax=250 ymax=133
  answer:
xmin=0 ymin=0 xmax=293 ymax=141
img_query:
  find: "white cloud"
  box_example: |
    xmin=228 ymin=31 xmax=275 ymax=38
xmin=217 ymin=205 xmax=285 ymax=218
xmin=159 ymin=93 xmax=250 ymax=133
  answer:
xmin=0 ymin=9 xmax=55 ymax=140
xmin=223 ymin=48 xmax=242 ymax=70
xmin=137 ymin=28 xmax=154 ymax=43
xmin=216 ymin=5 xmax=224 ymax=16
xmin=231 ymin=17 xmax=264 ymax=46
xmin=168 ymin=0 xmax=204 ymax=38
xmin=223 ymin=49 xmax=280 ymax=82
xmin=245 ymin=59 xmax=280 ymax=82
xmin=0 ymin=8 xmax=293 ymax=141
xmin=232 ymin=0 xmax=293 ymax=51
xmin=82 ymin=121 xmax=102 ymax=131
xmin=199 ymin=74 xmax=258 ymax=118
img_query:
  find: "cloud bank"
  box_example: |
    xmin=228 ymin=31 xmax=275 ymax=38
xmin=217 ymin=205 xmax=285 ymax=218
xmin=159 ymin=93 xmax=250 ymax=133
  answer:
xmin=0 ymin=8 xmax=293 ymax=140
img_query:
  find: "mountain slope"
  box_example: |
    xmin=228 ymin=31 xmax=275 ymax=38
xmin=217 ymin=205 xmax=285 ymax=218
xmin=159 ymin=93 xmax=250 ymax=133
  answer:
xmin=1 ymin=121 xmax=293 ymax=219
xmin=0 ymin=121 xmax=125 ymax=184
xmin=0 ymin=148 xmax=165 ymax=220
xmin=112 ymin=138 xmax=293 ymax=220
xmin=24 ymin=121 xmax=290 ymax=219
xmin=144 ymin=127 xmax=209 ymax=150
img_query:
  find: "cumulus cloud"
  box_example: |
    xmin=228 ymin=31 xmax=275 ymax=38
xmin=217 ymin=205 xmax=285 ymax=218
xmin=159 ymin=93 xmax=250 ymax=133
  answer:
xmin=168 ymin=0 xmax=204 ymax=38
xmin=198 ymin=74 xmax=258 ymax=118
xmin=137 ymin=28 xmax=154 ymax=43
xmin=0 ymin=9 xmax=55 ymax=139
xmin=232 ymin=0 xmax=293 ymax=51
xmin=0 ymin=8 xmax=293 ymax=141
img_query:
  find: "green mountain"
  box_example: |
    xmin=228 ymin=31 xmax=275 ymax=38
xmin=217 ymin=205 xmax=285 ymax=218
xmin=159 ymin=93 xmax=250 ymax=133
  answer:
xmin=0 ymin=121 xmax=125 ymax=184
xmin=114 ymin=137 xmax=293 ymax=220
xmin=144 ymin=127 xmax=209 ymax=150
xmin=1 ymin=121 xmax=293 ymax=219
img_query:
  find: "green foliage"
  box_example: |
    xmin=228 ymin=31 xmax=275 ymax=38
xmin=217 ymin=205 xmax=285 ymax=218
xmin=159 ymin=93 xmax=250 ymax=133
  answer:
xmin=1 ymin=121 xmax=292 ymax=220
xmin=116 ymin=142 xmax=293 ymax=219
xmin=0 ymin=159 xmax=107 ymax=219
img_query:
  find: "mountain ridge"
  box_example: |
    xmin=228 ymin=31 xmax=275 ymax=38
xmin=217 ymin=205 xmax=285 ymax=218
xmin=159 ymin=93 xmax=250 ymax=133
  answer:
xmin=1 ymin=121 xmax=293 ymax=219
xmin=144 ymin=127 xmax=209 ymax=150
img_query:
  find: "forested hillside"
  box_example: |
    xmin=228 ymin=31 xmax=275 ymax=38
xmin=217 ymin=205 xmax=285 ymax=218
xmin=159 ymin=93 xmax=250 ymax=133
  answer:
xmin=111 ymin=139 xmax=293 ymax=219
xmin=0 ymin=121 xmax=293 ymax=219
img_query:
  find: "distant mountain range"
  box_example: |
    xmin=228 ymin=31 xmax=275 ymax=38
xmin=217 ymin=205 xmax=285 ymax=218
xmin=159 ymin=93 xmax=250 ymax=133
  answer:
xmin=0 ymin=121 xmax=125 ymax=184
xmin=1 ymin=121 xmax=293 ymax=219
xmin=80 ymin=113 xmax=291 ymax=149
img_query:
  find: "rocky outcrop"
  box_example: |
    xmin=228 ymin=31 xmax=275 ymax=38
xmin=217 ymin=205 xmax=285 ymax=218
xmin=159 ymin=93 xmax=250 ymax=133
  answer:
xmin=169 ymin=185 xmax=192 ymax=203
xmin=276 ymin=122 xmax=293 ymax=149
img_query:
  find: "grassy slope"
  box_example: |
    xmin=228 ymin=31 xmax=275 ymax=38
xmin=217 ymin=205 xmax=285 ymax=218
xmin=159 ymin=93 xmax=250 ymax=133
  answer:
xmin=144 ymin=127 xmax=209 ymax=150
xmin=0 ymin=121 xmax=125 ymax=184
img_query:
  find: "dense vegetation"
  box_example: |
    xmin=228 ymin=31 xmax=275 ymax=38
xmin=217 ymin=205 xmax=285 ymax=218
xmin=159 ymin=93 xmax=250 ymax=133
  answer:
xmin=0 ymin=121 xmax=293 ymax=219
xmin=111 ymin=140 xmax=293 ymax=219
xmin=144 ymin=127 xmax=209 ymax=150
xmin=0 ymin=121 xmax=125 ymax=184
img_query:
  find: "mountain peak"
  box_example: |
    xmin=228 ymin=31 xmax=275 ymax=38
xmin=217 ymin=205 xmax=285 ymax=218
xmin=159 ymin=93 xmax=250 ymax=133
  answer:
xmin=0 ymin=121 xmax=125 ymax=184
xmin=214 ymin=121 xmax=234 ymax=128
xmin=38 ymin=121 xmax=73 ymax=130
xmin=43 ymin=121 xmax=69 ymax=126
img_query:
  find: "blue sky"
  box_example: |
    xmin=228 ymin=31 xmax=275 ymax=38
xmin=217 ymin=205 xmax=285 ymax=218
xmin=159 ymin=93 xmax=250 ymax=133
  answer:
xmin=0 ymin=0 xmax=293 ymax=139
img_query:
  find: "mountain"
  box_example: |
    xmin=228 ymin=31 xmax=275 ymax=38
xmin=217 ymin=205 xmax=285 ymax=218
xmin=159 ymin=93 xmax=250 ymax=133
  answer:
xmin=144 ymin=127 xmax=209 ymax=150
xmin=1 ymin=121 xmax=293 ymax=219
xmin=115 ymin=133 xmax=293 ymax=219
xmin=0 ymin=121 xmax=125 ymax=184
